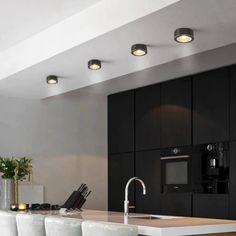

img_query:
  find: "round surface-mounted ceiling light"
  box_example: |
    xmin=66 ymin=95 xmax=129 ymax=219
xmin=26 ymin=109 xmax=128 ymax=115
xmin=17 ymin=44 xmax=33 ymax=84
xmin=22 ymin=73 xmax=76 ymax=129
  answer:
xmin=88 ymin=59 xmax=101 ymax=70
xmin=174 ymin=28 xmax=194 ymax=43
xmin=47 ymin=75 xmax=58 ymax=85
xmin=131 ymin=44 xmax=147 ymax=56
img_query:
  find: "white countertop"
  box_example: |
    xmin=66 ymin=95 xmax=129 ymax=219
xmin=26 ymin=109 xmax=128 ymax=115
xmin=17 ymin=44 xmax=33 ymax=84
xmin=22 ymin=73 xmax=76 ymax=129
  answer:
xmin=62 ymin=209 xmax=236 ymax=236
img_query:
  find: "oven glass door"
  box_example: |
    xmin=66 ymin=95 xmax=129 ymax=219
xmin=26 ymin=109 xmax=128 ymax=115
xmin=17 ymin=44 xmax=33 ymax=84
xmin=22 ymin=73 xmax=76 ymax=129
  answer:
xmin=166 ymin=161 xmax=188 ymax=185
xmin=161 ymin=156 xmax=191 ymax=193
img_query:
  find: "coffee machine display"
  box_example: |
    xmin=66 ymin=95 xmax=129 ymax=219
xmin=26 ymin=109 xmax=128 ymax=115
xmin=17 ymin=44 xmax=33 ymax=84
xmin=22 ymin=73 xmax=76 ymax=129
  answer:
xmin=199 ymin=142 xmax=229 ymax=194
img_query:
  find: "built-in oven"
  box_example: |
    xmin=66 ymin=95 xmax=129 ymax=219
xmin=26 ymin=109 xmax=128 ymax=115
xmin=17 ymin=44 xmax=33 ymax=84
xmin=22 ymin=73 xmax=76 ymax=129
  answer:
xmin=161 ymin=146 xmax=192 ymax=193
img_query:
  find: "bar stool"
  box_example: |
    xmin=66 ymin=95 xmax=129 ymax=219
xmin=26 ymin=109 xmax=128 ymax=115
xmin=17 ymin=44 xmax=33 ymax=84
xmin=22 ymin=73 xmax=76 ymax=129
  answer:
xmin=0 ymin=211 xmax=18 ymax=236
xmin=45 ymin=216 xmax=83 ymax=236
xmin=16 ymin=213 xmax=46 ymax=236
xmin=82 ymin=221 xmax=138 ymax=236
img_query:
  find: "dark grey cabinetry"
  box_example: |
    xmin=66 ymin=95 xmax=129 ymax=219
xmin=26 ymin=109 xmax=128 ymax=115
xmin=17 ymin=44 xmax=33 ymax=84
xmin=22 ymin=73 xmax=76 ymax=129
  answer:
xmin=230 ymin=66 xmax=236 ymax=141
xmin=108 ymin=90 xmax=134 ymax=154
xmin=193 ymin=68 xmax=230 ymax=144
xmin=108 ymin=153 xmax=134 ymax=212
xmin=230 ymin=141 xmax=236 ymax=219
xmin=161 ymin=193 xmax=192 ymax=216
xmin=108 ymin=65 xmax=236 ymax=218
xmin=135 ymin=84 xmax=161 ymax=151
xmin=161 ymin=77 xmax=192 ymax=148
xmin=135 ymin=150 xmax=161 ymax=214
xmin=193 ymin=194 xmax=229 ymax=219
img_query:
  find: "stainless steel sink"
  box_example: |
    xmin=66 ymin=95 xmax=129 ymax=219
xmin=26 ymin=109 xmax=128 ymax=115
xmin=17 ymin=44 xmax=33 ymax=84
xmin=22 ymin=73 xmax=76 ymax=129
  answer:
xmin=129 ymin=215 xmax=161 ymax=220
xmin=128 ymin=214 xmax=181 ymax=220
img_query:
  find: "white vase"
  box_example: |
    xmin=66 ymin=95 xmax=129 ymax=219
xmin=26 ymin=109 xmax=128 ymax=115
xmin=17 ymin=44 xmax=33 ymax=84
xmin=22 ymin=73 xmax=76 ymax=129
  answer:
xmin=0 ymin=178 xmax=14 ymax=210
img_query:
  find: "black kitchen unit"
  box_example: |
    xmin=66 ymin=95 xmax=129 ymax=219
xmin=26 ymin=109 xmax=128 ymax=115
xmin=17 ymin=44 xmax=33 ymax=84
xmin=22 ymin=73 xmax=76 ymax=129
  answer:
xmin=229 ymin=66 xmax=236 ymax=219
xmin=230 ymin=65 xmax=236 ymax=141
xmin=108 ymin=64 xmax=236 ymax=219
xmin=135 ymin=150 xmax=161 ymax=214
xmin=108 ymin=152 xmax=135 ymax=212
xmin=193 ymin=194 xmax=229 ymax=219
xmin=230 ymin=141 xmax=236 ymax=219
xmin=193 ymin=68 xmax=230 ymax=144
xmin=108 ymin=90 xmax=134 ymax=154
xmin=135 ymin=84 xmax=161 ymax=151
xmin=161 ymin=77 xmax=192 ymax=148
xmin=161 ymin=192 xmax=192 ymax=217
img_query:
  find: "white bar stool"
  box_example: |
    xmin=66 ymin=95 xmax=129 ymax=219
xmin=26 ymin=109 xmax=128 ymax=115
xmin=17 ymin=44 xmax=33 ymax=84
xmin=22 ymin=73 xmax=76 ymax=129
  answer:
xmin=0 ymin=211 xmax=18 ymax=236
xmin=16 ymin=213 xmax=46 ymax=236
xmin=45 ymin=216 xmax=83 ymax=236
xmin=82 ymin=221 xmax=138 ymax=236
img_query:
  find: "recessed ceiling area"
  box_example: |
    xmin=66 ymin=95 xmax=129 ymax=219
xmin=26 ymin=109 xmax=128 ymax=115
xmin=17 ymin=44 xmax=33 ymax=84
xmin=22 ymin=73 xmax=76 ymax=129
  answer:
xmin=0 ymin=0 xmax=179 ymax=81
xmin=0 ymin=0 xmax=236 ymax=99
xmin=70 ymin=43 xmax=236 ymax=99
xmin=0 ymin=0 xmax=100 ymax=51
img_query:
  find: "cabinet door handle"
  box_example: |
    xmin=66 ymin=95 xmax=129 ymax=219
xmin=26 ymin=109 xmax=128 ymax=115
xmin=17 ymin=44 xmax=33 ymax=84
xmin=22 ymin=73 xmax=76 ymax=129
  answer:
xmin=129 ymin=206 xmax=136 ymax=209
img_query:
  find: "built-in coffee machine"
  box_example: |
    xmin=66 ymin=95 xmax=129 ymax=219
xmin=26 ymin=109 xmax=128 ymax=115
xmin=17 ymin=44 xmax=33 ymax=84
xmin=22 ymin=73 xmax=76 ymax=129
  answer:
xmin=195 ymin=142 xmax=229 ymax=194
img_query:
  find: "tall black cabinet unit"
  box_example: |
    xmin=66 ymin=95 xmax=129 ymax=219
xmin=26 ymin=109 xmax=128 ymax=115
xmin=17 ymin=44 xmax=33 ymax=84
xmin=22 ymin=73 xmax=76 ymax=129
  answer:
xmin=230 ymin=65 xmax=236 ymax=141
xmin=161 ymin=77 xmax=192 ymax=148
xmin=230 ymin=142 xmax=236 ymax=219
xmin=108 ymin=64 xmax=236 ymax=219
xmin=108 ymin=153 xmax=134 ymax=212
xmin=229 ymin=66 xmax=236 ymax=219
xmin=135 ymin=150 xmax=161 ymax=214
xmin=108 ymin=90 xmax=134 ymax=154
xmin=135 ymin=84 xmax=161 ymax=151
xmin=193 ymin=68 xmax=230 ymax=144
xmin=230 ymin=66 xmax=236 ymax=219
xmin=108 ymin=90 xmax=135 ymax=212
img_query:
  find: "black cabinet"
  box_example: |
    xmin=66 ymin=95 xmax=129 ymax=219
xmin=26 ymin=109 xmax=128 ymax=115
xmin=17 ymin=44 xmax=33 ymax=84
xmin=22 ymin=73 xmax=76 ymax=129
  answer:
xmin=108 ymin=90 xmax=134 ymax=154
xmin=108 ymin=153 xmax=134 ymax=212
xmin=135 ymin=84 xmax=161 ymax=151
xmin=193 ymin=194 xmax=229 ymax=219
xmin=161 ymin=77 xmax=192 ymax=148
xmin=135 ymin=150 xmax=161 ymax=214
xmin=161 ymin=193 xmax=192 ymax=216
xmin=230 ymin=66 xmax=236 ymax=141
xmin=193 ymin=68 xmax=230 ymax=144
xmin=230 ymin=141 xmax=236 ymax=219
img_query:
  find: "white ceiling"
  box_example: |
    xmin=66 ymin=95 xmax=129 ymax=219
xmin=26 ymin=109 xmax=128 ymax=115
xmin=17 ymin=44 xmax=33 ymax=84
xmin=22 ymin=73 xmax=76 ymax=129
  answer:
xmin=0 ymin=0 xmax=236 ymax=99
xmin=0 ymin=0 xmax=100 ymax=51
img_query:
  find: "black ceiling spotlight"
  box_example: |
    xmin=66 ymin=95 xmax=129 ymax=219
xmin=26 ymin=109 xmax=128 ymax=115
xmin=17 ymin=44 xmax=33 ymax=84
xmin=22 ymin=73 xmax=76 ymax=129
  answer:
xmin=88 ymin=59 xmax=101 ymax=70
xmin=131 ymin=44 xmax=147 ymax=56
xmin=46 ymin=75 xmax=58 ymax=85
xmin=174 ymin=28 xmax=194 ymax=43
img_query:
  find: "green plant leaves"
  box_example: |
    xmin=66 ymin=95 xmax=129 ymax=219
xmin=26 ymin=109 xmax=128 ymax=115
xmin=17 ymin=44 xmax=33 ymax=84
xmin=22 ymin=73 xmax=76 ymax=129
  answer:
xmin=0 ymin=157 xmax=33 ymax=182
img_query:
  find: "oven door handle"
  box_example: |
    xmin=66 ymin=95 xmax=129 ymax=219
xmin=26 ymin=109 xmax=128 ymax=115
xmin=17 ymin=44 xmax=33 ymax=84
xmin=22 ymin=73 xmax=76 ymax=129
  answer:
xmin=160 ymin=155 xmax=190 ymax=160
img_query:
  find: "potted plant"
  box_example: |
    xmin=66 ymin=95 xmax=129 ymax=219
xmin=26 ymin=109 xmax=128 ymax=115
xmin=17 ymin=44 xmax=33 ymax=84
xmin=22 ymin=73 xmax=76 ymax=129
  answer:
xmin=0 ymin=157 xmax=33 ymax=209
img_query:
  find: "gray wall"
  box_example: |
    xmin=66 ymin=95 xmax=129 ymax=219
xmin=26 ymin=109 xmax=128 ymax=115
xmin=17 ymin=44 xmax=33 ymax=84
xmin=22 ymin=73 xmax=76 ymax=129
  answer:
xmin=0 ymin=93 xmax=107 ymax=209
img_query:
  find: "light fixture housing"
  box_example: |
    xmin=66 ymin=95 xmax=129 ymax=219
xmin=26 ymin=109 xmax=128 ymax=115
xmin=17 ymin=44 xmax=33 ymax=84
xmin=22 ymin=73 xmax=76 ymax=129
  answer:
xmin=88 ymin=59 xmax=101 ymax=70
xmin=47 ymin=75 xmax=58 ymax=85
xmin=131 ymin=44 xmax=147 ymax=56
xmin=174 ymin=28 xmax=194 ymax=43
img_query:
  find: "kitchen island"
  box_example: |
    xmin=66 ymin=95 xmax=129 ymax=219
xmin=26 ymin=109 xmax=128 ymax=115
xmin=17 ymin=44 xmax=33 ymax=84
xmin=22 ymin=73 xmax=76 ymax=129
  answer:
xmin=66 ymin=209 xmax=236 ymax=236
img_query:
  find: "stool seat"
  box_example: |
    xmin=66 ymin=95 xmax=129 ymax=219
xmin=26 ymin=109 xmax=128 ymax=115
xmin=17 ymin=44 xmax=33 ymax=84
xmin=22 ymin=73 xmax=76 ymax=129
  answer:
xmin=16 ymin=213 xmax=46 ymax=236
xmin=45 ymin=216 xmax=83 ymax=236
xmin=0 ymin=211 xmax=18 ymax=236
